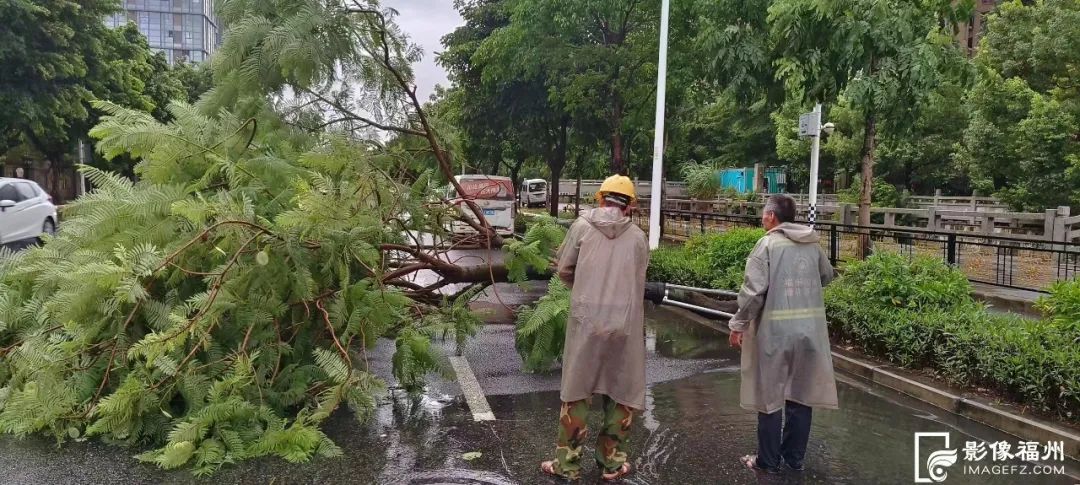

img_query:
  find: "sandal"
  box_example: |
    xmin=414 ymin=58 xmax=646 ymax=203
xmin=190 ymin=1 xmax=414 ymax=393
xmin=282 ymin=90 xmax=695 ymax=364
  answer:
xmin=540 ymin=460 xmax=578 ymax=481
xmin=740 ymin=454 xmax=779 ymax=474
xmin=601 ymin=463 xmax=631 ymax=481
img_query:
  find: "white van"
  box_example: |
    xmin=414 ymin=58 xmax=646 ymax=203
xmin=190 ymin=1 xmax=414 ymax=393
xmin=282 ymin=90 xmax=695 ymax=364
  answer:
xmin=519 ymin=179 xmax=548 ymax=208
xmin=448 ymin=175 xmax=516 ymax=237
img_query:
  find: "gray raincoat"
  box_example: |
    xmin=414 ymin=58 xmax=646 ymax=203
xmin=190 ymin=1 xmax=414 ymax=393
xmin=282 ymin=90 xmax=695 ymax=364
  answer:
xmin=729 ymin=223 xmax=839 ymax=414
xmin=556 ymin=207 xmax=650 ymax=410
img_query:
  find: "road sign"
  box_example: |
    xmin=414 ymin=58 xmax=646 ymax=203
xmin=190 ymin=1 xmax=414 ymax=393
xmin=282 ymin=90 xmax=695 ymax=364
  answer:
xmin=798 ymin=111 xmax=820 ymax=137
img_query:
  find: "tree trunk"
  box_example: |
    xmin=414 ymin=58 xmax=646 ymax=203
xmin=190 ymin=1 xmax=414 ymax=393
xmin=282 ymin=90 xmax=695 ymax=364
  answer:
xmin=610 ymin=98 xmax=625 ymax=174
xmin=905 ymin=157 xmax=913 ymax=193
xmin=548 ymin=119 xmax=569 ymax=217
xmin=509 ymin=157 xmax=523 ymax=195
xmin=857 ymin=113 xmax=877 ymax=260
xmin=575 ymin=165 xmax=582 ymax=217
xmin=502 ymin=156 xmax=525 ymax=196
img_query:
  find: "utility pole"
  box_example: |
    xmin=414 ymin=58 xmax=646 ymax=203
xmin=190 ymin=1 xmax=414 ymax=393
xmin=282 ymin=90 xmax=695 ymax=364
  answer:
xmin=648 ymin=0 xmax=670 ymax=250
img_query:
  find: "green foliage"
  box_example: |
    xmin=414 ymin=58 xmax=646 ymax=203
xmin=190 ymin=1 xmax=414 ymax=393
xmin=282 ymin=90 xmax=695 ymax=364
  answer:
xmin=503 ymin=216 xmax=566 ymax=283
xmin=0 ymin=2 xmax=186 ymax=164
xmin=171 ymin=61 xmax=215 ymax=105
xmin=504 ymin=218 xmax=570 ymax=373
xmin=470 ymin=0 xmax=660 ymax=175
xmin=1037 ymin=279 xmax=1080 ymax=335
xmin=838 ymin=176 xmax=906 ymax=209
xmin=681 ymin=163 xmax=721 ymax=199
xmin=514 ymin=277 xmax=570 ymax=373
xmin=690 ymin=229 xmax=766 ymax=290
xmin=826 ymin=256 xmax=1079 ymax=420
xmin=0 ymin=98 xmax=462 ymax=473
xmin=647 ymin=230 xmax=765 ymax=291
xmin=959 ymin=0 xmax=1080 ymax=210
xmin=646 ymin=246 xmax=714 ymax=288
xmin=838 ymin=253 xmax=972 ymax=309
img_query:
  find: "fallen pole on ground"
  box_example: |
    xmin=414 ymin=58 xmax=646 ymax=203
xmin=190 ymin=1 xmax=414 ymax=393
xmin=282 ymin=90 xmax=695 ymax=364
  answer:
xmin=644 ymin=282 xmax=736 ymax=319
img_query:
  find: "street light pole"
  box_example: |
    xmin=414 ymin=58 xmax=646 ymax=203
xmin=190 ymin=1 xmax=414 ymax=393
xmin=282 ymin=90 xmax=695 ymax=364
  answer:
xmin=648 ymin=0 xmax=670 ymax=250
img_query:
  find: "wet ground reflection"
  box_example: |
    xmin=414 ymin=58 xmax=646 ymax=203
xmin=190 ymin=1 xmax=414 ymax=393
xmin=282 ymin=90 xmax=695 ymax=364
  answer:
xmin=1 ymin=309 xmax=1076 ymax=484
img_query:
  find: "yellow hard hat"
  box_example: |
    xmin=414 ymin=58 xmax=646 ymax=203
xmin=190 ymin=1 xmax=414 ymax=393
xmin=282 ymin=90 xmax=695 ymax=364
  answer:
xmin=595 ymin=175 xmax=637 ymax=203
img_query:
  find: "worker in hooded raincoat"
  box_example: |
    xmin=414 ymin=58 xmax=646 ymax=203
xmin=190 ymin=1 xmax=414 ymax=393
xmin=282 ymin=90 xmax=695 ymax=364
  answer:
xmin=540 ymin=175 xmax=649 ymax=482
xmin=729 ymin=194 xmax=838 ymax=473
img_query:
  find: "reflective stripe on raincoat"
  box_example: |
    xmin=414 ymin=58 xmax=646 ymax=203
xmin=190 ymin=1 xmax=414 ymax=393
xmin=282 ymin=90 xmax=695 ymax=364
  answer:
xmin=729 ymin=223 xmax=839 ymax=414
xmin=556 ymin=207 xmax=650 ymax=410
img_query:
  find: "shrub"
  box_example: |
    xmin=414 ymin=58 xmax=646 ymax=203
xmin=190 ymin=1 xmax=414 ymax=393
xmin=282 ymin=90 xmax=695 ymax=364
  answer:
xmin=1037 ymin=278 xmax=1080 ymax=334
xmin=694 ymin=228 xmax=764 ymax=290
xmin=646 ymin=229 xmax=764 ymax=291
xmin=682 ymin=163 xmax=721 ymax=199
xmin=838 ymin=253 xmax=972 ymax=309
xmin=826 ymin=256 xmax=1080 ymax=420
xmin=646 ymin=246 xmax=712 ymax=288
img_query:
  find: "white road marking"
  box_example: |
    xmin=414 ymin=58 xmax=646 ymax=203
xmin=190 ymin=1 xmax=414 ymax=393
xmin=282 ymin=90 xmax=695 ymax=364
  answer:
xmin=449 ymin=355 xmax=496 ymax=421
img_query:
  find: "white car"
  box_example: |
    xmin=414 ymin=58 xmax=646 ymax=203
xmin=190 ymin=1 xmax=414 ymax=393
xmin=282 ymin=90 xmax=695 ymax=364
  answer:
xmin=0 ymin=178 xmax=58 ymax=245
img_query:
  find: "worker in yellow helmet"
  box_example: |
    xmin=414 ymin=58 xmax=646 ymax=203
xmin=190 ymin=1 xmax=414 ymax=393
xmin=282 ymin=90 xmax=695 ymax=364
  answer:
xmin=541 ymin=174 xmax=649 ymax=481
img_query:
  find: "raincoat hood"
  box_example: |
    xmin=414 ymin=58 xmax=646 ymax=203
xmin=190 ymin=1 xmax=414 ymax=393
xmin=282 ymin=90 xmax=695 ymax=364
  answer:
xmin=768 ymin=222 xmax=820 ymax=244
xmin=582 ymin=207 xmax=634 ymax=239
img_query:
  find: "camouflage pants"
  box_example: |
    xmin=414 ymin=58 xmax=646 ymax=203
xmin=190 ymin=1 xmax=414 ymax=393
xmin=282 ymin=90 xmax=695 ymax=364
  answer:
xmin=550 ymin=395 xmax=635 ymax=479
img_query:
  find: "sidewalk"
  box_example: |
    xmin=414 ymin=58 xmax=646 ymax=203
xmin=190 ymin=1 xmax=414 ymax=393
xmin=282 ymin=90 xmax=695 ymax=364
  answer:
xmin=971 ymin=282 xmax=1044 ymax=317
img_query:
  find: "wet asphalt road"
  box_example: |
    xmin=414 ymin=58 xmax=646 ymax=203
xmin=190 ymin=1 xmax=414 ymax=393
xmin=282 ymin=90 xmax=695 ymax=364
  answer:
xmin=2 ymin=246 xmax=1078 ymax=484
xmin=3 ymin=305 xmax=1078 ymax=484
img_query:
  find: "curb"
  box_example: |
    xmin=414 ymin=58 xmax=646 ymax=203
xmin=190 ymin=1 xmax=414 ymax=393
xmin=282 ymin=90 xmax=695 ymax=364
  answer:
xmin=662 ymin=305 xmax=1080 ymax=461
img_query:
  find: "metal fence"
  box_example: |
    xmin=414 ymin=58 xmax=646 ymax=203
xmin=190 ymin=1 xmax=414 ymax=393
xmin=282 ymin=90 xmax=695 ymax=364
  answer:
xmin=636 ymin=208 xmax=1080 ymax=294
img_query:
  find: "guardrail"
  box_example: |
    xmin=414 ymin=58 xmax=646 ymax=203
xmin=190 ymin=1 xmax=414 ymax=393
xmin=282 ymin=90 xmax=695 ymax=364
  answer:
xmin=634 ymin=208 xmax=1080 ymax=293
xmin=638 ymin=198 xmax=1076 ymax=244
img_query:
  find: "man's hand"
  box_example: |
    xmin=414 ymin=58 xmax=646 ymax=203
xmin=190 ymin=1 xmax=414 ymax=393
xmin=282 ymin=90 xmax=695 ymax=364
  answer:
xmin=729 ymin=330 xmax=744 ymax=349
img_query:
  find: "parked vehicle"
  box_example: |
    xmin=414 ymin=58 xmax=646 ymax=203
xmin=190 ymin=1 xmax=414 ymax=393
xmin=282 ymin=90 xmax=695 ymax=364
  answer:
xmin=519 ymin=178 xmax=548 ymax=208
xmin=448 ymin=175 xmax=516 ymax=237
xmin=0 ymin=178 xmax=58 ymax=245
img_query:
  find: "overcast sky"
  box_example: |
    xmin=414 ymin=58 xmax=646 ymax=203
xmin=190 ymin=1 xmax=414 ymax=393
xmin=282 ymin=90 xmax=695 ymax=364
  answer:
xmin=383 ymin=0 xmax=464 ymax=101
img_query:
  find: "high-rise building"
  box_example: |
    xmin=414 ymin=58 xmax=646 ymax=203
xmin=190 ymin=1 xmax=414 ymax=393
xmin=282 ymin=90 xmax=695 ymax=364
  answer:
xmin=957 ymin=0 xmax=1001 ymax=56
xmin=106 ymin=0 xmax=220 ymax=64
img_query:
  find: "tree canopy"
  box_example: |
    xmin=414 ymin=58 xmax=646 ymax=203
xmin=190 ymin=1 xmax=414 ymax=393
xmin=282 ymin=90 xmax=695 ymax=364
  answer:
xmin=0 ymin=0 xmax=506 ymax=475
xmin=0 ymin=0 xmax=215 ymax=191
xmin=959 ymin=0 xmax=1080 ymax=210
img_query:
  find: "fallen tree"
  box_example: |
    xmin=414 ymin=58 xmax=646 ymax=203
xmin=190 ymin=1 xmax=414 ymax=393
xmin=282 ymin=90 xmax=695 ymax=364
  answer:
xmin=0 ymin=1 xmax=528 ymax=475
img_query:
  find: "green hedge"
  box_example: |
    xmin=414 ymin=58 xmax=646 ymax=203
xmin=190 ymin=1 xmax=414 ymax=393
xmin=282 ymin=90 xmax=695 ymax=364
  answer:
xmin=826 ymin=253 xmax=1080 ymax=420
xmin=1038 ymin=279 xmax=1080 ymax=335
xmin=647 ymin=228 xmax=765 ymax=290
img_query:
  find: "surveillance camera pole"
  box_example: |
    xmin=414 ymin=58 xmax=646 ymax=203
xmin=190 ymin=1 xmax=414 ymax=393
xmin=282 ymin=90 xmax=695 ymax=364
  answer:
xmin=807 ymin=104 xmax=822 ymax=227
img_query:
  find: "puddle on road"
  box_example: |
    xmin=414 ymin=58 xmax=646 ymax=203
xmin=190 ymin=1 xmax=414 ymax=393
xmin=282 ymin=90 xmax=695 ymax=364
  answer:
xmin=646 ymin=307 xmax=733 ymax=360
xmin=2 ymin=309 xmax=1077 ymax=484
